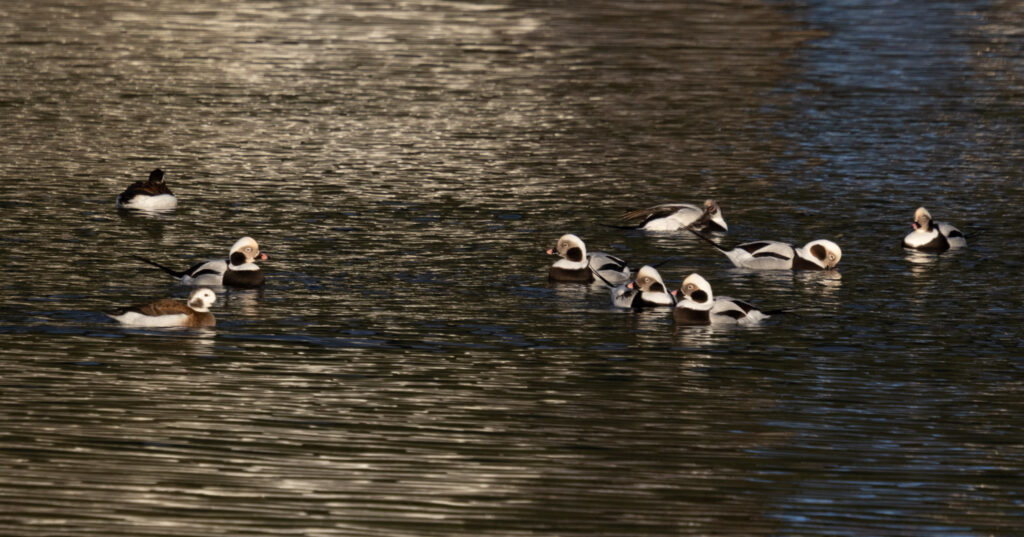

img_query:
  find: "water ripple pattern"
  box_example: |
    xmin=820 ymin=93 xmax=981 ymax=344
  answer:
xmin=1 ymin=1 xmax=1023 ymax=535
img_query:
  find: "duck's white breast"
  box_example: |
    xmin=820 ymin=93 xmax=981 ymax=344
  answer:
xmin=110 ymin=311 xmax=190 ymax=327
xmin=118 ymin=193 xmax=178 ymax=210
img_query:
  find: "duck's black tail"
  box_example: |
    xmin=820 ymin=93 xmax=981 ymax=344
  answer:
xmin=591 ymin=269 xmax=616 ymax=287
xmin=964 ymin=227 xmax=984 ymax=241
xmin=132 ymin=255 xmax=187 ymax=278
xmin=633 ymin=258 xmax=675 ymax=273
xmin=686 ymin=227 xmax=729 ymax=253
xmin=762 ymin=309 xmax=790 ymax=316
xmin=600 ymin=222 xmax=642 ymax=230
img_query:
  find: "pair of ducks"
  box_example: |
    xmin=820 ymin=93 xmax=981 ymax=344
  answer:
xmin=548 ymin=201 xmax=966 ymax=325
xmin=109 ymin=170 xmax=269 ymax=328
xmin=108 ymin=236 xmax=269 ymax=328
xmin=617 ymin=199 xmax=844 ymax=270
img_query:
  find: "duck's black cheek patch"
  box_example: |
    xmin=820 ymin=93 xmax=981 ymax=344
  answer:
xmin=650 ymin=283 xmax=665 ymax=293
xmin=691 ymin=290 xmax=709 ymax=303
xmin=810 ymin=244 xmax=827 ymax=260
xmin=567 ymin=247 xmax=584 ymax=262
xmin=230 ymin=251 xmax=247 ymax=265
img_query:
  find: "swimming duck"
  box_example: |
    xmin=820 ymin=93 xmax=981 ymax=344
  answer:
xmin=619 ymin=199 xmax=728 ymax=232
xmin=107 ymin=287 xmax=216 ymax=328
xmin=134 ymin=236 xmax=268 ymax=288
xmin=672 ymin=273 xmax=767 ymax=325
xmin=547 ymin=233 xmax=631 ymax=286
xmin=116 ymin=168 xmax=178 ymax=210
xmin=611 ymin=265 xmax=676 ymax=309
xmin=902 ymin=207 xmax=966 ymax=252
xmin=689 ymin=229 xmax=841 ymax=270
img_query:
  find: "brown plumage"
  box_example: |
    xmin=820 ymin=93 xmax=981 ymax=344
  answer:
xmin=132 ymin=299 xmax=213 ymax=326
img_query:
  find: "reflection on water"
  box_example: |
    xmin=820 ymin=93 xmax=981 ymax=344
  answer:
xmin=671 ymin=323 xmax=723 ymax=349
xmin=2 ymin=0 xmax=1024 ymax=535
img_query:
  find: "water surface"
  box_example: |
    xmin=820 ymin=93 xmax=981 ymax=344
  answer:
xmin=2 ymin=1 xmax=1023 ymax=535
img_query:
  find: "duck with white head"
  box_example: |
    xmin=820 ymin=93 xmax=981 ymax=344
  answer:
xmin=902 ymin=207 xmax=966 ymax=252
xmin=134 ymin=236 xmax=269 ymax=288
xmin=107 ymin=287 xmax=217 ymax=328
xmin=546 ymin=233 xmax=631 ymax=286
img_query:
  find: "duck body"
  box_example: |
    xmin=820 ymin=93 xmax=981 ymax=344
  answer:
xmin=673 ymin=273 xmax=767 ymax=326
xmin=107 ymin=287 xmax=216 ymax=328
xmin=116 ymin=168 xmax=178 ymax=210
xmin=620 ymin=199 xmax=728 ymax=232
xmin=176 ymin=259 xmax=266 ymax=288
xmin=135 ymin=236 xmax=268 ymax=288
xmin=902 ymin=207 xmax=966 ymax=252
xmin=674 ymin=296 xmax=767 ymax=325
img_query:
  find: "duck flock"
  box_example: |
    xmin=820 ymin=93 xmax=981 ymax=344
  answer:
xmin=106 ymin=167 xmax=967 ymax=330
xmin=546 ymin=196 xmax=966 ymax=326
xmin=108 ymin=170 xmax=268 ymax=328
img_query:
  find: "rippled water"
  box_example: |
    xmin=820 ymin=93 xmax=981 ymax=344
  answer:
xmin=2 ymin=0 xmax=1024 ymax=535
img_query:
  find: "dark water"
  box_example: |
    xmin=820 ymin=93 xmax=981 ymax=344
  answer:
xmin=2 ymin=1 xmax=1024 ymax=535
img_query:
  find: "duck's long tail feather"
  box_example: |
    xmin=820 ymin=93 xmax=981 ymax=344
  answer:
xmin=132 ymin=255 xmax=187 ymax=278
xmin=600 ymin=222 xmax=642 ymax=230
xmin=686 ymin=227 xmax=729 ymax=253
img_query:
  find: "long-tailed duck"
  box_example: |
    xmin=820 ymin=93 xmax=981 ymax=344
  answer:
xmin=902 ymin=207 xmax=966 ymax=252
xmin=611 ymin=265 xmax=676 ymax=309
xmin=134 ymin=236 xmax=268 ymax=288
xmin=672 ymin=273 xmax=767 ymax=325
xmin=547 ymin=233 xmax=631 ymax=286
xmin=689 ymin=228 xmax=841 ymax=270
xmin=619 ymin=199 xmax=728 ymax=232
xmin=116 ymin=168 xmax=178 ymax=210
xmin=107 ymin=287 xmax=216 ymax=328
